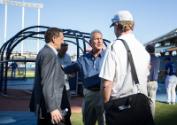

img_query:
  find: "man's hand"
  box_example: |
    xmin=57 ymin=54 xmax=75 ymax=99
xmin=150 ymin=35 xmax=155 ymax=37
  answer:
xmin=50 ymin=109 xmax=63 ymax=124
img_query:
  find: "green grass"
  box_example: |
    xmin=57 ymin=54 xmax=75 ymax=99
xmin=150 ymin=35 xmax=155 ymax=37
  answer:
xmin=155 ymin=102 xmax=177 ymax=125
xmin=71 ymin=102 xmax=177 ymax=125
xmin=71 ymin=113 xmax=83 ymax=125
xmin=7 ymin=70 xmax=35 ymax=78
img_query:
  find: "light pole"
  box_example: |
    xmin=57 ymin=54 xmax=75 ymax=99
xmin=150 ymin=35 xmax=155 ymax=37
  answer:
xmin=37 ymin=8 xmax=41 ymax=52
xmin=0 ymin=0 xmax=43 ymax=54
xmin=4 ymin=3 xmax=7 ymax=44
xmin=21 ymin=0 xmax=25 ymax=54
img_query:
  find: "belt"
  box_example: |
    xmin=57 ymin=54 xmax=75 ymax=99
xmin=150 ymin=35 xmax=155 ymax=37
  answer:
xmin=148 ymin=80 xmax=157 ymax=82
xmin=87 ymin=87 xmax=100 ymax=91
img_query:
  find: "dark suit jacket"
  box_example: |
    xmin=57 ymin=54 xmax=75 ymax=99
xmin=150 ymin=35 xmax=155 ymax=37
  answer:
xmin=30 ymin=45 xmax=65 ymax=118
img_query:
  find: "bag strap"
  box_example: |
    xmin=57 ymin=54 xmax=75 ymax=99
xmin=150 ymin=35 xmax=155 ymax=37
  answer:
xmin=117 ymin=39 xmax=139 ymax=84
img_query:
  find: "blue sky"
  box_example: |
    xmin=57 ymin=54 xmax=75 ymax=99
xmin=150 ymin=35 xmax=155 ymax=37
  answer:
xmin=0 ymin=0 xmax=177 ymax=54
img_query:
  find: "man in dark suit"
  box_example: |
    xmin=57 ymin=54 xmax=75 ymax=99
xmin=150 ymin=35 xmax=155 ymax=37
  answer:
xmin=30 ymin=27 xmax=66 ymax=125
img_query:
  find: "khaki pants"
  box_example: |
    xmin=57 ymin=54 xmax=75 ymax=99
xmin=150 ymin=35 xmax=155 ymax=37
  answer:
xmin=147 ymin=81 xmax=158 ymax=118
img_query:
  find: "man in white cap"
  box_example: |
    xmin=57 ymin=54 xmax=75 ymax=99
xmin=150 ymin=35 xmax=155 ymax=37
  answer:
xmin=99 ymin=10 xmax=153 ymax=125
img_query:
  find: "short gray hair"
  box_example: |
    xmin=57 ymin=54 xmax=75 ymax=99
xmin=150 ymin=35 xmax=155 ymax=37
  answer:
xmin=90 ymin=30 xmax=102 ymax=40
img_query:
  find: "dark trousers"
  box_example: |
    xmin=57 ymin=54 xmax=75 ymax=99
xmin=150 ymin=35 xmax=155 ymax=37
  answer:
xmin=38 ymin=87 xmax=72 ymax=125
xmin=60 ymin=86 xmax=72 ymax=125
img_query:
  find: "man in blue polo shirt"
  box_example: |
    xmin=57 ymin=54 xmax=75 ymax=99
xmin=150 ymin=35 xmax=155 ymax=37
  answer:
xmin=64 ymin=30 xmax=105 ymax=125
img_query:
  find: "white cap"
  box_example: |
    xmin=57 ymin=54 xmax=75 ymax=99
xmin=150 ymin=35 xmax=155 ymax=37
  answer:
xmin=110 ymin=10 xmax=134 ymax=27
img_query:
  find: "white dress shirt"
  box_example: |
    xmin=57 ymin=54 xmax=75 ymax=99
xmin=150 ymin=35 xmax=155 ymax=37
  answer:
xmin=99 ymin=33 xmax=150 ymax=98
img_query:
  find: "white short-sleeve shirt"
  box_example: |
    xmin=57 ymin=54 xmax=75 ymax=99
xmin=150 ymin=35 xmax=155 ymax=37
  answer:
xmin=99 ymin=33 xmax=150 ymax=98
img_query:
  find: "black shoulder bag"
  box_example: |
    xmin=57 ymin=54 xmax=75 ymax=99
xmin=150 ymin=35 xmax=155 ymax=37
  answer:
xmin=104 ymin=39 xmax=155 ymax=125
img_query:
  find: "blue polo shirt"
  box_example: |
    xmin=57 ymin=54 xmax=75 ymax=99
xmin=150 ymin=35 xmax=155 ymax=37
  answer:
xmin=64 ymin=50 xmax=106 ymax=89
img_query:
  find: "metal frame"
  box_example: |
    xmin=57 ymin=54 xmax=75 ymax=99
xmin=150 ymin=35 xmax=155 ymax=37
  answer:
xmin=0 ymin=25 xmax=110 ymax=94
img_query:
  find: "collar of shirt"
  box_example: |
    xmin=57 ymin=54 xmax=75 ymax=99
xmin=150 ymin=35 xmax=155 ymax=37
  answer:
xmin=118 ymin=32 xmax=134 ymax=40
xmin=88 ymin=49 xmax=105 ymax=59
xmin=47 ymin=44 xmax=58 ymax=55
